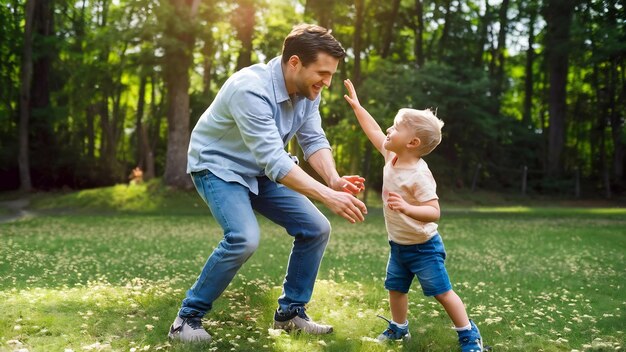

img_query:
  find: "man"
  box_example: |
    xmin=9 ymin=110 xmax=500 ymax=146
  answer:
xmin=168 ymin=24 xmax=368 ymax=342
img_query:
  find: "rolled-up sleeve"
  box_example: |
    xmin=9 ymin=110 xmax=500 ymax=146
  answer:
xmin=296 ymin=100 xmax=332 ymax=161
xmin=228 ymin=87 xmax=295 ymax=182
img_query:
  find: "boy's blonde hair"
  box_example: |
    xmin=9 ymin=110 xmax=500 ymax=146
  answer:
xmin=396 ymin=108 xmax=444 ymax=156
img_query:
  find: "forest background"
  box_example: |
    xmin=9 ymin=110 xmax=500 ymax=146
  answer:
xmin=1 ymin=0 xmax=624 ymax=200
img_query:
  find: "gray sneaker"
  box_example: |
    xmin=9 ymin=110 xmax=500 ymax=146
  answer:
xmin=168 ymin=316 xmax=212 ymax=342
xmin=273 ymin=307 xmax=333 ymax=334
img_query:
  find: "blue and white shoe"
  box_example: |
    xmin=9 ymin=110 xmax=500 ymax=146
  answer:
xmin=458 ymin=320 xmax=487 ymax=352
xmin=376 ymin=315 xmax=411 ymax=342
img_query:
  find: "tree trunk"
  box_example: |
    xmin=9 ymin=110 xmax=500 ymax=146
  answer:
xmin=490 ymin=0 xmax=510 ymax=115
xmin=414 ymin=0 xmax=424 ymax=67
xmin=438 ymin=0 xmax=452 ymax=57
xmin=305 ymin=0 xmax=333 ymax=29
xmin=135 ymin=73 xmax=150 ymax=175
xmin=163 ymin=56 xmax=192 ymax=188
xmin=233 ymin=0 xmax=255 ymax=71
xmin=474 ymin=0 xmax=491 ymax=67
xmin=31 ymin=0 xmax=52 ymax=111
xmin=162 ymin=0 xmax=200 ymax=189
xmin=522 ymin=2 xmax=537 ymax=128
xmin=145 ymin=71 xmax=161 ymax=180
xmin=544 ymin=0 xmax=576 ymax=177
xmin=606 ymin=3 xmax=624 ymax=188
xmin=202 ymin=33 xmax=215 ymax=98
xmin=380 ymin=0 xmax=400 ymax=58
xmin=353 ymin=0 xmax=364 ymax=85
xmin=86 ymin=105 xmax=96 ymax=159
xmin=18 ymin=0 xmax=36 ymax=192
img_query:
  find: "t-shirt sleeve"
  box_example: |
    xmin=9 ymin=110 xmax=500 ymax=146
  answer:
xmin=412 ymin=168 xmax=438 ymax=203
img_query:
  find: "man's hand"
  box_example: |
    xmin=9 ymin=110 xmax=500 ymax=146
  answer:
xmin=322 ymin=189 xmax=367 ymax=223
xmin=278 ymin=164 xmax=367 ymax=224
xmin=331 ymin=175 xmax=366 ymax=196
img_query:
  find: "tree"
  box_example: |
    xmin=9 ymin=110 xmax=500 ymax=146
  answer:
xmin=379 ymin=0 xmax=400 ymax=58
xmin=413 ymin=0 xmax=424 ymax=67
xmin=18 ymin=0 xmax=35 ymax=192
xmin=232 ymin=0 xmax=256 ymax=71
xmin=522 ymin=0 xmax=539 ymax=128
xmin=543 ymin=0 xmax=578 ymax=177
xmin=161 ymin=0 xmax=201 ymax=189
xmin=488 ymin=0 xmax=510 ymax=116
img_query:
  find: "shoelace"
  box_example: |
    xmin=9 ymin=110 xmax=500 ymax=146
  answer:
xmin=377 ymin=315 xmax=404 ymax=337
xmin=294 ymin=307 xmax=310 ymax=321
xmin=184 ymin=317 xmax=204 ymax=330
xmin=377 ymin=315 xmax=392 ymax=324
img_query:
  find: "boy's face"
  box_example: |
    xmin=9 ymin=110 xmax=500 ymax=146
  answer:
xmin=384 ymin=117 xmax=418 ymax=153
xmin=291 ymin=52 xmax=339 ymax=100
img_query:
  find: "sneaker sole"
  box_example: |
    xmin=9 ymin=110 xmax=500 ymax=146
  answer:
xmin=273 ymin=320 xmax=333 ymax=334
xmin=377 ymin=333 xmax=411 ymax=342
xmin=168 ymin=330 xmax=212 ymax=343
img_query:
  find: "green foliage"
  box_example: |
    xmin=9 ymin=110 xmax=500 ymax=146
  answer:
xmin=30 ymin=178 xmax=202 ymax=214
xmin=2 ymin=0 xmax=624 ymax=196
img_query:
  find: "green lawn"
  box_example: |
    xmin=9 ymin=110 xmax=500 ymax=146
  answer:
xmin=1 ymin=183 xmax=625 ymax=351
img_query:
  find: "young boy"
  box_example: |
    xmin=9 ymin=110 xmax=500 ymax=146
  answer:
xmin=343 ymin=79 xmax=486 ymax=352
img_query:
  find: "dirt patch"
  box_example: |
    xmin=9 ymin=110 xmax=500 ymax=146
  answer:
xmin=0 ymin=198 xmax=34 ymax=223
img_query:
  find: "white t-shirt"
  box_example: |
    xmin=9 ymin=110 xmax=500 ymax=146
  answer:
xmin=382 ymin=152 xmax=439 ymax=245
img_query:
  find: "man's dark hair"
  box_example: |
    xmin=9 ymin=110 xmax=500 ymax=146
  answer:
xmin=282 ymin=24 xmax=346 ymax=66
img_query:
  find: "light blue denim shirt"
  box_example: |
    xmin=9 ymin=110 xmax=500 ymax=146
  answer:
xmin=187 ymin=56 xmax=332 ymax=195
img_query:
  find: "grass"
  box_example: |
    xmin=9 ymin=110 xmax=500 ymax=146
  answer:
xmin=0 ymin=181 xmax=625 ymax=351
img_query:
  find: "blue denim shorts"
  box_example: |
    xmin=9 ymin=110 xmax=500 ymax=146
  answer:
xmin=384 ymin=233 xmax=452 ymax=296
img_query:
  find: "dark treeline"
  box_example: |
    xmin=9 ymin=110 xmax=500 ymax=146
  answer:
xmin=1 ymin=0 xmax=624 ymax=198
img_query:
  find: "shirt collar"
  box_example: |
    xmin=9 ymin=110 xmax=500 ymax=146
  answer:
xmin=270 ymin=56 xmax=291 ymax=104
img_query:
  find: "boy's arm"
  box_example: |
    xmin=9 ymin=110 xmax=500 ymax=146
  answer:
xmin=387 ymin=192 xmax=440 ymax=222
xmin=343 ymin=79 xmax=386 ymax=155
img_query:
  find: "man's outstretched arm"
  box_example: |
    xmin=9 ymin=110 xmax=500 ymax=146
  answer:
xmin=278 ymin=161 xmax=367 ymax=224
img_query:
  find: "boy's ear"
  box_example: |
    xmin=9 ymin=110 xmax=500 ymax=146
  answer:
xmin=407 ymin=137 xmax=421 ymax=149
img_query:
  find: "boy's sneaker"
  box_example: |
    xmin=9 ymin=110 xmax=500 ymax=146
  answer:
xmin=168 ymin=316 xmax=212 ymax=342
xmin=273 ymin=306 xmax=333 ymax=334
xmin=376 ymin=315 xmax=411 ymax=342
xmin=457 ymin=320 xmax=485 ymax=352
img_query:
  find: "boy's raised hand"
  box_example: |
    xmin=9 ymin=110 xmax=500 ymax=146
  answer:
xmin=343 ymin=79 xmax=362 ymax=110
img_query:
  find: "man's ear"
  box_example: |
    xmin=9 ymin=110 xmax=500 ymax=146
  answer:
xmin=287 ymin=55 xmax=301 ymax=69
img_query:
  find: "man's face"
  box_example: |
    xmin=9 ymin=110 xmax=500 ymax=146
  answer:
xmin=293 ymin=52 xmax=339 ymax=100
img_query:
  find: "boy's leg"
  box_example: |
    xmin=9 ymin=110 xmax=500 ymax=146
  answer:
xmin=377 ymin=289 xmax=411 ymax=341
xmin=389 ymin=290 xmax=409 ymax=325
xmin=434 ymin=290 xmax=470 ymax=328
xmin=435 ymin=291 xmax=487 ymax=351
xmin=378 ymin=242 xmax=413 ymax=341
xmin=409 ymin=234 xmax=486 ymax=351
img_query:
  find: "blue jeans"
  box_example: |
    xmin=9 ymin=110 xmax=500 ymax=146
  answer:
xmin=384 ymin=234 xmax=452 ymax=296
xmin=178 ymin=170 xmax=331 ymax=318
